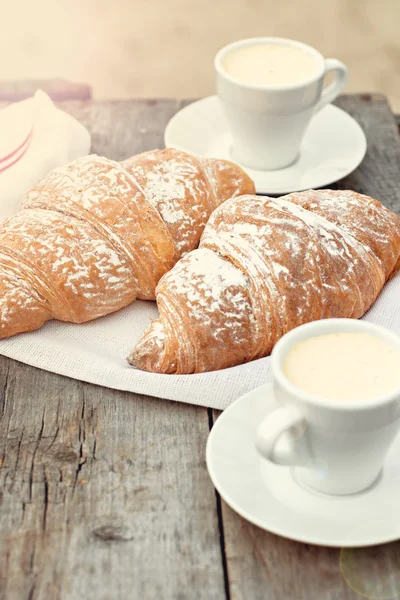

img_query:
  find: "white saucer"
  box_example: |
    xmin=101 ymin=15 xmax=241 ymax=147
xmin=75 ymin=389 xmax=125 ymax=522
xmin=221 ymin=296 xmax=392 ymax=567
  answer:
xmin=206 ymin=384 xmax=400 ymax=547
xmin=164 ymin=96 xmax=367 ymax=195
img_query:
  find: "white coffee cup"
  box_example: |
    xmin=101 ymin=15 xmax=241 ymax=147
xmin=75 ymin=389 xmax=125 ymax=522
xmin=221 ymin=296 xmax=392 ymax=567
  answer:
xmin=256 ymin=319 xmax=400 ymax=495
xmin=215 ymin=37 xmax=348 ymax=170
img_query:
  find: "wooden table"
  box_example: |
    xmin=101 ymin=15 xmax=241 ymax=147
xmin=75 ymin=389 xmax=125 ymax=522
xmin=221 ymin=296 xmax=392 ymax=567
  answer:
xmin=1 ymin=90 xmax=400 ymax=600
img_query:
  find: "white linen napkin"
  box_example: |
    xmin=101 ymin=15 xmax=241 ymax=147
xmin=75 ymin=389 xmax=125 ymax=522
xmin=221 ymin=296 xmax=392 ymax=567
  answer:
xmin=0 ymin=89 xmax=91 ymax=220
xmin=0 ymin=273 xmax=398 ymax=410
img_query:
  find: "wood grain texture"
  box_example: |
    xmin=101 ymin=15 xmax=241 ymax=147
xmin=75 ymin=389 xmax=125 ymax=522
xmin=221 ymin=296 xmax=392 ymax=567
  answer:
xmin=0 ymin=94 xmax=399 ymax=600
xmin=336 ymin=93 xmax=400 ymax=213
xmin=56 ymin=98 xmax=185 ymax=160
xmin=222 ymin=505 xmax=400 ymax=600
xmin=0 ymin=80 xmax=92 ymax=102
xmin=0 ymin=357 xmax=225 ymax=600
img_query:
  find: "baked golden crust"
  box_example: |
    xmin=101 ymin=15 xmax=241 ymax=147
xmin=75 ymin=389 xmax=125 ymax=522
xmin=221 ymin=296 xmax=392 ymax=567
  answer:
xmin=0 ymin=149 xmax=254 ymax=338
xmin=129 ymin=190 xmax=400 ymax=374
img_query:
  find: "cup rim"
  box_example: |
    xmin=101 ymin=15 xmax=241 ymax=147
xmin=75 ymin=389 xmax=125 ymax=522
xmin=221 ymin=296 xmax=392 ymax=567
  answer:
xmin=214 ymin=37 xmax=326 ymax=92
xmin=271 ymin=319 xmax=400 ymax=411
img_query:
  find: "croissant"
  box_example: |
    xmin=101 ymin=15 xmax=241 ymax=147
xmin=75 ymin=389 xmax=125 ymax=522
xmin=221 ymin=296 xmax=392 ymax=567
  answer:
xmin=0 ymin=149 xmax=254 ymax=338
xmin=129 ymin=190 xmax=400 ymax=374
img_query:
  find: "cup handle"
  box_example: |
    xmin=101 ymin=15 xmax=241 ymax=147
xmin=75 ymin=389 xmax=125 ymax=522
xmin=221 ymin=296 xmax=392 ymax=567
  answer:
xmin=315 ymin=58 xmax=348 ymax=113
xmin=255 ymin=405 xmax=309 ymax=466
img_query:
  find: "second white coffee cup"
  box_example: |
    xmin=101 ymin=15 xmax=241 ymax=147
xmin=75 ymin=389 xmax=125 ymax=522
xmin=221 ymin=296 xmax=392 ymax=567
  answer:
xmin=256 ymin=319 xmax=400 ymax=495
xmin=215 ymin=37 xmax=348 ymax=170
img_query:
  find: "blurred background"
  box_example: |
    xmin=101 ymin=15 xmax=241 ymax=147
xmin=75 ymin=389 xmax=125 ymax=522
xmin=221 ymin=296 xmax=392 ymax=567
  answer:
xmin=1 ymin=0 xmax=400 ymax=110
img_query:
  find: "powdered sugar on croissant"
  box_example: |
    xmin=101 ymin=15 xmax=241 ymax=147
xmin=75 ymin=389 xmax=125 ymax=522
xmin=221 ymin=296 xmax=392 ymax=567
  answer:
xmin=0 ymin=149 xmax=254 ymax=338
xmin=129 ymin=190 xmax=400 ymax=374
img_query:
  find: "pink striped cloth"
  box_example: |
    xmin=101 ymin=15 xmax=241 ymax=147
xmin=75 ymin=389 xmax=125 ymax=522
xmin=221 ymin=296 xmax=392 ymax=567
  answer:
xmin=0 ymin=90 xmax=90 ymax=220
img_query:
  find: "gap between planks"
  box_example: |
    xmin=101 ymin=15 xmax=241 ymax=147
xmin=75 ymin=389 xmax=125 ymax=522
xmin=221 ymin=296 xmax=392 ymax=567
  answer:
xmin=207 ymin=408 xmax=231 ymax=600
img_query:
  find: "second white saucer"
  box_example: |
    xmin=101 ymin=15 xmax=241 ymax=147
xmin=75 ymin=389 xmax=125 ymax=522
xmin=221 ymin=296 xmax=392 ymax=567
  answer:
xmin=206 ymin=384 xmax=400 ymax=547
xmin=164 ymin=96 xmax=367 ymax=195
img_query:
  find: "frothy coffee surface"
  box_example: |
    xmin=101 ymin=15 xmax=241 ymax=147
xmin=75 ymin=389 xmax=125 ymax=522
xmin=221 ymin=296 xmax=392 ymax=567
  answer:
xmin=284 ymin=332 xmax=400 ymax=402
xmin=223 ymin=43 xmax=320 ymax=86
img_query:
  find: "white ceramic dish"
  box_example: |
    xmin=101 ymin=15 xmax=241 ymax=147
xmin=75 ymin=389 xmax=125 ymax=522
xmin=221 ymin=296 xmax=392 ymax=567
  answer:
xmin=206 ymin=383 xmax=400 ymax=547
xmin=164 ymin=95 xmax=367 ymax=195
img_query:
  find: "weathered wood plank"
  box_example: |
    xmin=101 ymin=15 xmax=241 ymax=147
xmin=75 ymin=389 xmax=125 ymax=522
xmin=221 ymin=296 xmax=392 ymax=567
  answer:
xmin=336 ymin=94 xmax=400 ymax=213
xmin=0 ymin=358 xmax=225 ymax=600
xmin=0 ymin=98 xmax=226 ymax=600
xmin=0 ymin=79 xmax=92 ymax=102
xmin=222 ymin=504 xmax=400 ymax=600
xmin=56 ymin=98 xmax=184 ymax=160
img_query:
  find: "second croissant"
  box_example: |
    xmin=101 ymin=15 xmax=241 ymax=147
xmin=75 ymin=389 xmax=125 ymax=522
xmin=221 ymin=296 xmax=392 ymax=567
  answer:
xmin=129 ymin=189 xmax=400 ymax=373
